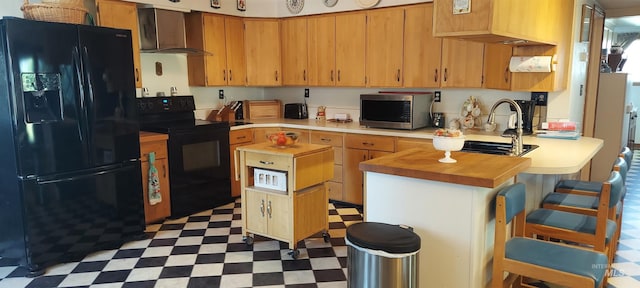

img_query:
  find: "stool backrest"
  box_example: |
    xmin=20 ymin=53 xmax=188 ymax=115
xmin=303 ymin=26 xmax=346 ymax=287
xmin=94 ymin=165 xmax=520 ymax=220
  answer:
xmin=613 ymin=157 xmax=628 ymax=183
xmin=620 ymin=146 xmax=633 ymax=165
xmin=606 ymin=170 xmax=624 ymax=209
xmin=497 ymin=183 xmax=526 ymax=224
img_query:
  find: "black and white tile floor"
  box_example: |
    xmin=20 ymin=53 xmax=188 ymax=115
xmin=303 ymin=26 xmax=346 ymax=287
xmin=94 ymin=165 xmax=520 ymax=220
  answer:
xmin=3 ymin=151 xmax=640 ymax=288
xmin=0 ymin=201 xmax=363 ymax=288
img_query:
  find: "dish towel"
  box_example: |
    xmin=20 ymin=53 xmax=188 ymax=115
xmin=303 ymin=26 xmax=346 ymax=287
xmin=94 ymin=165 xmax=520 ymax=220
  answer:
xmin=148 ymin=152 xmax=162 ymax=205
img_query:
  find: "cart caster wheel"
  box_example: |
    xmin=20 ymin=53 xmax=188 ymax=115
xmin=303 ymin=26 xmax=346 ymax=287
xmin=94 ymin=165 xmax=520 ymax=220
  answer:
xmin=289 ymin=249 xmax=300 ymax=259
xmin=323 ymin=232 xmax=331 ymax=243
xmin=243 ymin=236 xmax=254 ymax=246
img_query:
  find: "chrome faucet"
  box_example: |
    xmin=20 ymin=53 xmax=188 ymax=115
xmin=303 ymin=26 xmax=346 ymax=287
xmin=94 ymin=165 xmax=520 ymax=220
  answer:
xmin=487 ymin=98 xmax=523 ymax=156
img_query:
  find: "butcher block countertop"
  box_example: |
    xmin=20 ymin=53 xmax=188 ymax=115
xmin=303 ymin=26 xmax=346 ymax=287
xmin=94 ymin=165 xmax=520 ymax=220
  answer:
xmin=139 ymin=131 xmax=168 ymax=143
xmin=359 ymin=148 xmax=532 ymax=188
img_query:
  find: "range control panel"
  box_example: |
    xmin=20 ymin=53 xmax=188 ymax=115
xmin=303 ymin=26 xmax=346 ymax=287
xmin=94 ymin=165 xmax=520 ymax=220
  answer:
xmin=136 ymin=96 xmax=196 ymax=114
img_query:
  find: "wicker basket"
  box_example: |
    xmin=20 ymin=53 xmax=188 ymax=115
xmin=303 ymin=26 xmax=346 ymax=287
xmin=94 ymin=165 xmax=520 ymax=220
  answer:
xmin=21 ymin=0 xmax=87 ymax=24
xmin=41 ymin=0 xmax=84 ymax=6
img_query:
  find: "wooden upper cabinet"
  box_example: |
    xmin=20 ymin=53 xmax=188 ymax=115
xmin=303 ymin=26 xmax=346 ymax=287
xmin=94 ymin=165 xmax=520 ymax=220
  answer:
xmin=281 ymin=17 xmax=308 ymax=86
xmin=95 ymin=0 xmax=142 ymax=88
xmin=335 ymin=12 xmax=366 ymax=87
xmin=441 ymin=39 xmax=484 ymax=88
xmin=185 ymin=13 xmax=246 ymax=86
xmin=433 ymin=0 xmax=557 ymax=45
xmin=244 ymin=19 xmax=282 ymax=86
xmin=483 ymin=43 xmax=513 ymax=90
xmin=403 ymin=3 xmax=442 ymax=88
xmin=307 ymin=15 xmax=336 ymax=86
xmin=224 ymin=17 xmax=247 ymax=86
xmin=366 ymin=7 xmax=404 ymax=87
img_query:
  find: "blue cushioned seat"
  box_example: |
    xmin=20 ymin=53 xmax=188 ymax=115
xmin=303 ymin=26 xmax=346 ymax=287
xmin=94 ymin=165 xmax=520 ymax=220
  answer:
xmin=543 ymin=193 xmax=600 ymax=209
xmin=505 ymin=238 xmax=608 ymax=288
xmin=526 ymin=208 xmax=617 ymax=244
xmin=555 ymin=180 xmax=602 ymax=193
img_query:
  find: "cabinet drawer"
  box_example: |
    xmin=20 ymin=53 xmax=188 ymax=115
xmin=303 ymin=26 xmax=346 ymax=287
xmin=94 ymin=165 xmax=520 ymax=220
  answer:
xmin=310 ymin=131 xmax=344 ymax=147
xmin=230 ymin=129 xmax=254 ymax=144
xmin=245 ymin=152 xmax=291 ymax=171
xmin=332 ymin=164 xmax=343 ymax=182
xmin=396 ymin=137 xmax=434 ymax=152
xmin=140 ymin=141 xmax=168 ymax=161
xmin=345 ymin=134 xmax=395 ymax=152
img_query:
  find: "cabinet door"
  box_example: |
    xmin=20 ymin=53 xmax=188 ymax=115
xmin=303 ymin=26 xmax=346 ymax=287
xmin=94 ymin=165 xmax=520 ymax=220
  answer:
xmin=483 ymin=43 xmax=512 ymax=90
xmin=441 ymin=39 xmax=485 ymax=88
xmin=266 ymin=194 xmax=291 ymax=241
xmin=308 ymin=15 xmax=336 ymax=86
xmin=366 ymin=8 xmax=404 ymax=87
xmin=230 ymin=142 xmax=254 ymax=197
xmin=433 ymin=0 xmax=491 ymax=36
xmin=335 ymin=12 xmax=366 ymax=87
xmin=245 ymin=190 xmax=268 ymax=235
xmin=95 ymin=0 xmax=142 ymax=88
xmin=225 ymin=17 xmax=247 ymax=86
xmin=245 ymin=19 xmax=282 ymax=86
xmin=186 ymin=13 xmax=228 ymax=86
xmin=344 ymin=148 xmax=368 ymax=205
xmin=141 ymin=157 xmax=171 ymax=224
xmin=282 ymin=17 xmax=308 ymax=86
xmin=404 ymin=3 xmax=442 ymax=88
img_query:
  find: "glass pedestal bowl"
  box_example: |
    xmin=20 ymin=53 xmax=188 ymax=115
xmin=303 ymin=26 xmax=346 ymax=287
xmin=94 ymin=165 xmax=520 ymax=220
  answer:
xmin=432 ymin=136 xmax=465 ymax=163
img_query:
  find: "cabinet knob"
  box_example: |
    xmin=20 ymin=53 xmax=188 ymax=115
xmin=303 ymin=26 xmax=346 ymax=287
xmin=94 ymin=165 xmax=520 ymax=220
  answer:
xmin=259 ymin=160 xmax=274 ymax=165
xmin=260 ymin=199 xmax=265 ymax=217
xmin=229 ymin=70 xmax=232 ymax=81
xmin=443 ymin=68 xmax=448 ymax=82
xmin=434 ymin=69 xmax=438 ymax=82
xmin=223 ymin=69 xmax=226 ymax=81
xmin=267 ymin=200 xmax=272 ymax=218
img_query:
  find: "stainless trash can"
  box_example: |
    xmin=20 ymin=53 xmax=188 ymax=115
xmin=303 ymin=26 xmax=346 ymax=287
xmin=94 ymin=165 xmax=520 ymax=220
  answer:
xmin=346 ymin=222 xmax=421 ymax=288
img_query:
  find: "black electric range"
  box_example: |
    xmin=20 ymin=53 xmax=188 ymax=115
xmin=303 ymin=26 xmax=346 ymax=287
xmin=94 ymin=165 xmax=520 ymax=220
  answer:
xmin=137 ymin=96 xmax=233 ymax=219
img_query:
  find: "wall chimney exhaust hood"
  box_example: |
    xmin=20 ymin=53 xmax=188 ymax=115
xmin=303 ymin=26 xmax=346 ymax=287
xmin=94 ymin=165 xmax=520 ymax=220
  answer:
xmin=138 ymin=7 xmax=211 ymax=55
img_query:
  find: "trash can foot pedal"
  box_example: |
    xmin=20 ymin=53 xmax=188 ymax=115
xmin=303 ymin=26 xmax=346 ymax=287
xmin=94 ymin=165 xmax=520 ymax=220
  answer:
xmin=243 ymin=236 xmax=254 ymax=246
xmin=288 ymin=249 xmax=300 ymax=259
xmin=323 ymin=232 xmax=331 ymax=243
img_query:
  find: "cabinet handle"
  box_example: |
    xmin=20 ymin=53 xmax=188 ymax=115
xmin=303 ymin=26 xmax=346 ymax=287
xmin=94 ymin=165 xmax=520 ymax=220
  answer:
xmin=330 ymin=70 xmax=334 ymax=82
xmin=275 ymin=70 xmax=278 ymax=82
xmin=434 ymin=69 xmax=438 ymax=82
xmin=443 ymin=68 xmax=448 ymax=82
xmin=135 ymin=68 xmax=140 ymax=83
xmin=259 ymin=160 xmax=274 ymax=165
xmin=337 ymin=70 xmax=341 ymax=82
xmin=396 ymin=69 xmax=400 ymax=82
xmin=260 ymin=199 xmax=265 ymax=217
xmin=504 ymin=67 xmax=509 ymax=83
xmin=362 ymin=142 xmax=374 ymax=147
xmin=223 ymin=69 xmax=226 ymax=81
xmin=303 ymin=70 xmax=306 ymax=81
xmin=162 ymin=163 xmax=166 ymax=178
xmin=362 ymin=154 xmax=367 ymax=161
xmin=234 ymin=149 xmax=240 ymax=181
xmin=320 ymin=138 xmax=331 ymax=143
xmin=237 ymin=136 xmax=246 ymax=140
xmin=267 ymin=200 xmax=272 ymax=218
xmin=229 ymin=70 xmax=232 ymax=81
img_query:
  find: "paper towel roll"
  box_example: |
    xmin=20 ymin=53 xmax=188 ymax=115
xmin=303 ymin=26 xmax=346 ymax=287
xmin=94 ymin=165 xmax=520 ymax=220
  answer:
xmin=509 ymin=56 xmax=555 ymax=72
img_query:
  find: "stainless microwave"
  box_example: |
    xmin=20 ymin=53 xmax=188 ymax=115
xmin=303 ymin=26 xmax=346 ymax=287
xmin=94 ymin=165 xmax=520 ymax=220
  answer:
xmin=360 ymin=93 xmax=433 ymax=130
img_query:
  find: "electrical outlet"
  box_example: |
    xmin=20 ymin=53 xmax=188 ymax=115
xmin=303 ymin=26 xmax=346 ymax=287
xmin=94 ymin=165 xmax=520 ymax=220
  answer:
xmin=530 ymin=92 xmax=548 ymax=106
xmin=304 ymin=88 xmax=310 ymax=98
xmin=219 ymin=90 xmax=224 ymax=99
xmin=434 ymin=91 xmax=441 ymax=102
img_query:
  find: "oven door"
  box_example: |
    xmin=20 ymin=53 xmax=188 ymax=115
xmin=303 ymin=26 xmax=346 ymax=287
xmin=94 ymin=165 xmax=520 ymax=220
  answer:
xmin=167 ymin=126 xmax=231 ymax=218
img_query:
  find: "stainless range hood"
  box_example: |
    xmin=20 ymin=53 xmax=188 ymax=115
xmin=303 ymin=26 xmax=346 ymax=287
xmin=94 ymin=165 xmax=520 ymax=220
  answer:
xmin=138 ymin=8 xmax=211 ymax=55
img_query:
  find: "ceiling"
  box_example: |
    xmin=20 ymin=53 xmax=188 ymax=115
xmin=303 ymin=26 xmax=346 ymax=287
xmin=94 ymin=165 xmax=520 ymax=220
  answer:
xmin=598 ymin=0 xmax=640 ymax=33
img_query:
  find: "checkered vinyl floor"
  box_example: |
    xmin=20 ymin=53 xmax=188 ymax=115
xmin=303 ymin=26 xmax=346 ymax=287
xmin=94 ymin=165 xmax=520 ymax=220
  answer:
xmin=3 ymin=151 xmax=640 ymax=287
xmin=0 ymin=201 xmax=362 ymax=288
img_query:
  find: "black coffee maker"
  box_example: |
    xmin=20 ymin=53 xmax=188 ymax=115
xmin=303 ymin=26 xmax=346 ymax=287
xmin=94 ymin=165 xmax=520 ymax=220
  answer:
xmin=503 ymin=100 xmax=535 ymax=136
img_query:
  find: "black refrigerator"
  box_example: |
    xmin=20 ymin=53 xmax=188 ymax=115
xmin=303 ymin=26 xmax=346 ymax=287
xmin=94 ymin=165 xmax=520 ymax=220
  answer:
xmin=0 ymin=18 xmax=145 ymax=276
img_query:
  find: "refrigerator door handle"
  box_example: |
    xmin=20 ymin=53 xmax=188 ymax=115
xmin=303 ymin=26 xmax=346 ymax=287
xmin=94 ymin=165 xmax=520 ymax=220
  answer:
xmin=35 ymin=162 xmax=136 ymax=184
xmin=81 ymin=46 xmax=95 ymax=159
xmin=72 ymin=46 xmax=85 ymax=142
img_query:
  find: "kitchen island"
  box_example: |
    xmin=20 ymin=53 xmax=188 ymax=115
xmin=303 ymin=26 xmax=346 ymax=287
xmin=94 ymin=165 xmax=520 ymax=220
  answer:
xmin=359 ymin=149 xmax=532 ymax=288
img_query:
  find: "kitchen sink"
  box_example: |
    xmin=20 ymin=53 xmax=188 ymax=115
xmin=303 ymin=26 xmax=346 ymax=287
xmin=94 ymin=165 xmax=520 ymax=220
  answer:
xmin=461 ymin=140 xmax=538 ymax=156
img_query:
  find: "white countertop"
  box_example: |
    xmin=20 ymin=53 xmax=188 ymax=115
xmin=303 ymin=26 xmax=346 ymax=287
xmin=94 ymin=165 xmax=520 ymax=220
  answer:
xmin=230 ymin=119 xmax=604 ymax=175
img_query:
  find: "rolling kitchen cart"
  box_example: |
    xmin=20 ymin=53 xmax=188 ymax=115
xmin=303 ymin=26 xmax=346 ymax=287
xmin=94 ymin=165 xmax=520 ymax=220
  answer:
xmin=236 ymin=142 xmax=334 ymax=259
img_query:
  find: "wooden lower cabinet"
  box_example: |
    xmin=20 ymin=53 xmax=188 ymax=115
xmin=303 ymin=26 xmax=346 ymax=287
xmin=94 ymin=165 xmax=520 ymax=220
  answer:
xmin=230 ymin=129 xmax=254 ymax=197
xmin=139 ymin=132 xmax=171 ymax=224
xmin=309 ymin=131 xmax=344 ymax=202
xmin=343 ymin=134 xmax=395 ymax=205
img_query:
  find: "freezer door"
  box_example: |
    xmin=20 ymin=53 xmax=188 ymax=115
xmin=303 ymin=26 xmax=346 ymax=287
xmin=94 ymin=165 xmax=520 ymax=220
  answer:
xmin=3 ymin=19 xmax=90 ymax=176
xmin=21 ymin=162 xmax=145 ymax=273
xmin=78 ymin=26 xmax=140 ymax=166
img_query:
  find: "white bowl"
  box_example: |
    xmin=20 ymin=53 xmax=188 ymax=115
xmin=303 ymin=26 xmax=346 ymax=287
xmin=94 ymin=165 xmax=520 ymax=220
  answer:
xmin=433 ymin=136 xmax=465 ymax=151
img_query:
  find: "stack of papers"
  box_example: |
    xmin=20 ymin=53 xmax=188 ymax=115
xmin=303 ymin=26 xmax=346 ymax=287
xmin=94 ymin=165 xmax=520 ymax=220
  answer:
xmin=536 ymin=131 xmax=581 ymax=140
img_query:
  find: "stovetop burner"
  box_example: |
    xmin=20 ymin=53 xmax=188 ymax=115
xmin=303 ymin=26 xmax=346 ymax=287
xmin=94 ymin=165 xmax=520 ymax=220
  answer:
xmin=136 ymin=96 xmax=229 ymax=133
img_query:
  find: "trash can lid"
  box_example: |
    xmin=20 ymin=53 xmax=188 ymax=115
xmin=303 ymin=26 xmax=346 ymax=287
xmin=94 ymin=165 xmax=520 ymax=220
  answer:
xmin=346 ymin=222 xmax=420 ymax=254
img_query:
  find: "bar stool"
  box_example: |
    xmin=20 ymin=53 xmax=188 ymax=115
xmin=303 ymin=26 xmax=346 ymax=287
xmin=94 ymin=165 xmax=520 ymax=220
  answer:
xmin=493 ymin=183 xmax=608 ymax=288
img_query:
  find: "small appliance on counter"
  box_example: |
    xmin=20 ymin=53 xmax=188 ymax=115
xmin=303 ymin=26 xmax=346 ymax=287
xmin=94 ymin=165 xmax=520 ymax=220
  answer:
xmin=432 ymin=112 xmax=445 ymax=128
xmin=360 ymin=93 xmax=433 ymax=130
xmin=284 ymin=103 xmax=308 ymax=119
xmin=502 ymin=100 xmax=535 ymax=136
